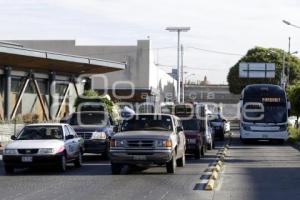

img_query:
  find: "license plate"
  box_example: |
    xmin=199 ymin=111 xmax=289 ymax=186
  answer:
xmin=22 ymin=156 xmax=33 ymax=162
xmin=262 ymin=134 xmax=268 ymax=138
xmin=133 ymin=155 xmax=146 ymax=160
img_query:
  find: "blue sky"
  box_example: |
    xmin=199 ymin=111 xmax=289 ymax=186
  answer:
xmin=0 ymin=0 xmax=299 ymax=84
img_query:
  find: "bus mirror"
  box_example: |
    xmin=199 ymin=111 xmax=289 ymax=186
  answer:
xmin=287 ymin=101 xmax=291 ymax=110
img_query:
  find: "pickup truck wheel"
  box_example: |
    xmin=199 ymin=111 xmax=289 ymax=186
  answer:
xmin=111 ymin=163 xmax=122 ymax=175
xmin=166 ymin=153 xmax=176 ymax=174
xmin=4 ymin=165 xmax=14 ymax=174
xmin=74 ymin=152 xmax=83 ymax=168
xmin=177 ymin=153 xmax=185 ymax=167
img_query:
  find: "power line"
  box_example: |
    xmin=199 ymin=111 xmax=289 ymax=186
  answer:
xmin=187 ymin=46 xmax=244 ymax=56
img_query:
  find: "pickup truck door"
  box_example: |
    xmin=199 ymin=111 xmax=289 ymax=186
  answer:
xmin=176 ymin=121 xmax=186 ymax=157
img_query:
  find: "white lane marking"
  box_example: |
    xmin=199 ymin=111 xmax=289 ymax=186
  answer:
xmin=159 ymin=191 xmax=169 ymax=200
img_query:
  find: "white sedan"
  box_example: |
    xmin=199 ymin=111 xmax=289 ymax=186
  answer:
xmin=2 ymin=123 xmax=84 ymax=174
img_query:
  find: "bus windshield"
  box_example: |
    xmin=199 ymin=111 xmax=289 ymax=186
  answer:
xmin=243 ymin=101 xmax=287 ymax=123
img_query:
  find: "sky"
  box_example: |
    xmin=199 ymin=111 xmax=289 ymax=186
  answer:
xmin=0 ymin=0 xmax=300 ymax=84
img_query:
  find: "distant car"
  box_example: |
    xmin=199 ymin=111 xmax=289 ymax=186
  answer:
xmin=181 ymin=118 xmax=205 ymax=159
xmin=110 ymin=114 xmax=186 ymax=174
xmin=63 ymin=111 xmax=118 ymax=159
xmin=208 ymin=114 xmax=226 ymax=140
xmin=2 ymin=124 xmax=84 ymax=174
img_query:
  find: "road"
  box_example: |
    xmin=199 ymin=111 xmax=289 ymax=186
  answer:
xmin=214 ymin=131 xmax=300 ymax=200
xmin=0 ymin=141 xmax=224 ymax=200
xmin=0 ymin=133 xmax=300 ymax=200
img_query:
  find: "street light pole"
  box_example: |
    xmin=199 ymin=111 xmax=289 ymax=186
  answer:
xmin=166 ymin=27 xmax=190 ymax=103
xmin=283 ymin=20 xmax=300 ymax=29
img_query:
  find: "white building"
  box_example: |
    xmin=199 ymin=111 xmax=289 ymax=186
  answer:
xmin=10 ymin=40 xmax=177 ymax=112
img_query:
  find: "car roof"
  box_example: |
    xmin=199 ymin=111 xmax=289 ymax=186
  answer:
xmin=25 ymin=123 xmax=67 ymax=127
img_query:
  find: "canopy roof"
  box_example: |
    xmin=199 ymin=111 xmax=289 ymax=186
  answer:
xmin=0 ymin=42 xmax=125 ymax=75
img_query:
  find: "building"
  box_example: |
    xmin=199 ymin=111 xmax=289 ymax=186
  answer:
xmin=0 ymin=41 xmax=125 ymax=121
xmin=10 ymin=40 xmax=177 ymax=112
xmin=184 ymin=76 xmax=240 ymax=119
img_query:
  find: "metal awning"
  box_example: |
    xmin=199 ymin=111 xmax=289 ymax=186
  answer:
xmin=0 ymin=43 xmax=125 ymax=75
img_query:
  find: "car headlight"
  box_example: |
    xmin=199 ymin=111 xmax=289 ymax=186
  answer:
xmin=110 ymin=139 xmax=126 ymax=147
xmin=39 ymin=148 xmax=54 ymax=154
xmin=156 ymin=139 xmax=172 ymax=147
xmin=91 ymin=132 xmax=107 ymax=140
xmin=4 ymin=149 xmax=18 ymax=155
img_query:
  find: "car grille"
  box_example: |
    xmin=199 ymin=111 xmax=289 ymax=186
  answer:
xmin=18 ymin=149 xmax=39 ymax=154
xmin=77 ymin=132 xmax=93 ymax=140
xmin=127 ymin=140 xmax=155 ymax=148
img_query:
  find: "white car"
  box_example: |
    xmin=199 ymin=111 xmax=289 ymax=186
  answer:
xmin=2 ymin=123 xmax=84 ymax=174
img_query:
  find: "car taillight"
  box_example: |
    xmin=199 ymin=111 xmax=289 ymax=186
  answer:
xmin=110 ymin=139 xmax=116 ymax=147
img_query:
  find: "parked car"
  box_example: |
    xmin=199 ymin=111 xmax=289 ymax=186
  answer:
xmin=62 ymin=111 xmax=118 ymax=159
xmin=2 ymin=123 xmax=84 ymax=174
xmin=110 ymin=114 xmax=186 ymax=174
xmin=208 ymin=114 xmax=226 ymax=141
xmin=181 ymin=118 xmax=205 ymax=159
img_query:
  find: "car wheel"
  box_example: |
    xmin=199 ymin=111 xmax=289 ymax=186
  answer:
xmin=74 ymin=152 xmax=83 ymax=168
xmin=207 ymin=142 xmax=212 ymax=150
xmin=200 ymin=145 xmax=205 ymax=156
xmin=177 ymin=153 xmax=185 ymax=167
xmin=101 ymin=143 xmax=110 ymax=160
xmin=58 ymin=154 xmax=67 ymax=172
xmin=111 ymin=163 xmax=122 ymax=174
xmin=4 ymin=165 xmax=14 ymax=174
xmin=166 ymin=152 xmax=176 ymax=174
xmin=194 ymin=145 xmax=201 ymax=159
xmin=220 ymin=132 xmax=225 ymax=141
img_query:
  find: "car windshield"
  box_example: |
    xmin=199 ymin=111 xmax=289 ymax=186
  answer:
xmin=17 ymin=126 xmax=63 ymax=140
xmin=121 ymin=115 xmax=173 ymax=131
xmin=69 ymin=112 xmax=107 ymax=126
xmin=182 ymin=119 xmax=200 ymax=131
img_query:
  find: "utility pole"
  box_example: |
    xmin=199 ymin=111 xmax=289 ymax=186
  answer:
xmin=181 ymin=45 xmax=184 ymax=103
xmin=166 ymin=27 xmax=190 ymax=103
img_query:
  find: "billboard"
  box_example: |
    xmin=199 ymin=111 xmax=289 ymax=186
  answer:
xmin=239 ymin=63 xmax=275 ymax=78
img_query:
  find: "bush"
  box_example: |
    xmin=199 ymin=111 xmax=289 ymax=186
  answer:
xmin=288 ymin=127 xmax=300 ymax=143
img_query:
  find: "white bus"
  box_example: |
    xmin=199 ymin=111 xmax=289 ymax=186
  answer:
xmin=240 ymin=84 xmax=289 ymax=143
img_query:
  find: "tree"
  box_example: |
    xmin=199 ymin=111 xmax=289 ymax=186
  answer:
xmin=287 ymin=83 xmax=300 ymax=128
xmin=227 ymin=47 xmax=300 ymax=94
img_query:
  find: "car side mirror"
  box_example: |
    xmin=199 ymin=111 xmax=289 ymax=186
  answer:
xmin=11 ymin=135 xmax=17 ymax=140
xmin=177 ymin=126 xmax=183 ymax=133
xmin=66 ymin=135 xmax=74 ymax=140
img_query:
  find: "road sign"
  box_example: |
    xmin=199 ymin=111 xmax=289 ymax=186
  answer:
xmin=239 ymin=63 xmax=275 ymax=78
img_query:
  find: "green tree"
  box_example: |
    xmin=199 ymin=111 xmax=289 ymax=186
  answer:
xmin=227 ymin=47 xmax=300 ymax=94
xmin=287 ymin=82 xmax=300 ymax=128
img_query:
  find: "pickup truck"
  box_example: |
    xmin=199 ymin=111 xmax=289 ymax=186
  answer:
xmin=110 ymin=114 xmax=186 ymax=174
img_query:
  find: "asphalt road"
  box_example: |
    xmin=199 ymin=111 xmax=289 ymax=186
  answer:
xmin=1 ymin=133 xmax=300 ymax=200
xmin=0 ymin=140 xmax=225 ymax=200
xmin=214 ymin=131 xmax=300 ymax=200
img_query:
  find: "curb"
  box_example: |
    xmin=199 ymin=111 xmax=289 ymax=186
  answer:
xmin=204 ymin=134 xmax=232 ymax=191
xmin=204 ymin=179 xmax=215 ymax=191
